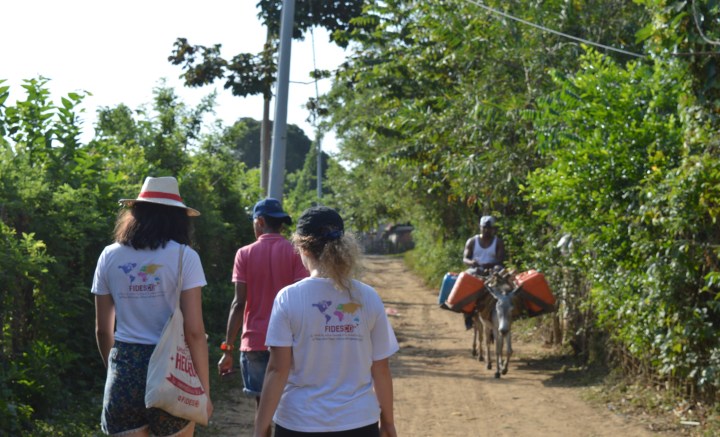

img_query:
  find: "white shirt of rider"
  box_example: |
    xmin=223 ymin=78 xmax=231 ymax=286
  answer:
xmin=472 ymin=235 xmax=498 ymax=265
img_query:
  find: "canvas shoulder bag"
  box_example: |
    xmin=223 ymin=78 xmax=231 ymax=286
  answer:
xmin=145 ymin=244 xmax=209 ymax=425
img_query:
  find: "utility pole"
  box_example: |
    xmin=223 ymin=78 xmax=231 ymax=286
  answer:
xmin=268 ymin=0 xmax=295 ymax=201
xmin=316 ymin=132 xmax=323 ymax=199
xmin=311 ymin=27 xmax=323 ymax=201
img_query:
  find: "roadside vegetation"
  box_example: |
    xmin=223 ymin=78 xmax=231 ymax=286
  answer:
xmin=3 ymin=0 xmax=720 ymax=434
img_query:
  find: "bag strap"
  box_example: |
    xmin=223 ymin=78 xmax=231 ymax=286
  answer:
xmin=175 ymin=244 xmax=186 ymax=308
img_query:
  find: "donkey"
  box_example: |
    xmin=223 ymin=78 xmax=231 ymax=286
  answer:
xmin=471 ymin=272 xmax=521 ymax=378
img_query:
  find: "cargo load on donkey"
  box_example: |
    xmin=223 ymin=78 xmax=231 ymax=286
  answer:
xmin=438 ymin=269 xmax=557 ymax=318
xmin=441 ymin=271 xmax=486 ymax=313
xmin=513 ymin=269 xmax=556 ymax=317
xmin=437 ymin=272 xmax=458 ymax=305
xmin=437 ymin=268 xmax=557 ymax=378
xmin=439 ymin=214 xmax=556 ymax=320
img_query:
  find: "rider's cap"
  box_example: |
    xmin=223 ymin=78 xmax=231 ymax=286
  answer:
xmin=480 ymin=215 xmax=496 ymax=227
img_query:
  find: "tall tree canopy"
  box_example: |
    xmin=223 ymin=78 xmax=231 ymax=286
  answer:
xmin=167 ymin=1 xmax=366 ymax=192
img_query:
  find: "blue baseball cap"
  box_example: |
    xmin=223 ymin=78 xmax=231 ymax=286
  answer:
xmin=252 ymin=198 xmax=291 ymax=224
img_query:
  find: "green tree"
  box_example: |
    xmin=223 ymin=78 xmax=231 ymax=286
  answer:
xmin=168 ymin=1 xmax=365 ymax=193
xmin=0 ymin=77 xmax=109 ymax=431
xmin=220 ymin=117 xmax=318 ymax=174
xmin=0 ymin=78 xmax=259 ymax=433
xmin=323 ymin=0 xmax=648 ymax=280
xmin=285 ymin=137 xmax=330 ymax=215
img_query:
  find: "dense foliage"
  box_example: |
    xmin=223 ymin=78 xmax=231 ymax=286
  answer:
xmin=321 ymin=0 xmax=720 ymax=402
xmin=0 ymin=77 xmax=325 ymax=433
xmin=5 ymin=0 xmax=720 ymax=433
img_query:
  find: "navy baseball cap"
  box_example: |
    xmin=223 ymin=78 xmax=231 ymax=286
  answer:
xmin=296 ymin=206 xmax=344 ymax=240
xmin=252 ymin=198 xmax=291 ymax=224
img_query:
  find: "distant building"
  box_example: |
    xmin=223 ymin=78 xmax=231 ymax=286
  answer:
xmin=358 ymin=223 xmax=414 ymax=254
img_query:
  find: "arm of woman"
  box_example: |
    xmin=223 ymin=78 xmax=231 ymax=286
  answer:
xmin=371 ymin=357 xmax=397 ymax=437
xmin=180 ymin=286 xmax=213 ymax=419
xmin=254 ymin=346 xmax=292 ymax=437
xmin=95 ymin=294 xmax=116 ymax=368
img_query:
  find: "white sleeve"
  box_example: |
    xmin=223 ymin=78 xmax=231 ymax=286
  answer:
xmin=368 ymin=288 xmax=399 ymax=361
xmin=91 ymin=247 xmax=110 ymax=295
xmin=182 ymin=247 xmax=207 ymax=290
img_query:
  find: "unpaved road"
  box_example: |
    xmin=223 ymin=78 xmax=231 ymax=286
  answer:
xmin=203 ymin=255 xmax=673 ymax=437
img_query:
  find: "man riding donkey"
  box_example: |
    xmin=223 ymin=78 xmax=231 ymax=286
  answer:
xmin=461 ymin=215 xmax=506 ymax=330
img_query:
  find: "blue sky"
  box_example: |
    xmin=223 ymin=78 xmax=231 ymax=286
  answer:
xmin=2 ymin=0 xmax=344 ymax=152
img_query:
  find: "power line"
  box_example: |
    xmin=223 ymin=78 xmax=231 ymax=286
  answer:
xmin=692 ymin=0 xmax=720 ymax=46
xmin=464 ymin=0 xmax=646 ymax=58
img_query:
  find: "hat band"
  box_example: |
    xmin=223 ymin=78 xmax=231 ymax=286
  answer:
xmin=139 ymin=191 xmax=183 ymax=202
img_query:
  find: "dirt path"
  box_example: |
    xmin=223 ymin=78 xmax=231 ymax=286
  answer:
xmin=204 ymin=255 xmax=674 ymax=436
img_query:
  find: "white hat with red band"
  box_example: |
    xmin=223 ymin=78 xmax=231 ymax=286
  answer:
xmin=119 ymin=176 xmax=200 ymax=216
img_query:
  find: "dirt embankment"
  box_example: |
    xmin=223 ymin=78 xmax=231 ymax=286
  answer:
xmin=203 ymin=255 xmax=680 ymax=437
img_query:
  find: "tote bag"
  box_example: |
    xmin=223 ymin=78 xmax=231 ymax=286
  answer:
xmin=145 ymin=245 xmax=209 ymax=425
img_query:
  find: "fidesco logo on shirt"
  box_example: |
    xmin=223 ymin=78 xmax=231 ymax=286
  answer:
xmin=118 ymin=262 xmax=164 ymax=294
xmin=311 ymin=300 xmax=363 ymax=338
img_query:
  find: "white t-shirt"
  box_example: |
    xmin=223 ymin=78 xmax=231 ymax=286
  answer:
xmin=91 ymin=241 xmax=207 ymax=345
xmin=472 ymin=235 xmax=498 ymax=265
xmin=266 ymin=277 xmax=399 ymax=433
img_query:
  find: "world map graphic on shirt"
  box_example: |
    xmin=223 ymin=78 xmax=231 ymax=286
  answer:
xmin=118 ymin=262 xmax=163 ymax=285
xmin=312 ymin=300 xmax=362 ymax=324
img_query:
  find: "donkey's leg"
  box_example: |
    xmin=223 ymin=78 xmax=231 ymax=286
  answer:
xmin=474 ymin=314 xmax=484 ymax=361
xmin=502 ymin=332 xmax=513 ymax=375
xmin=484 ymin=322 xmax=493 ymax=370
xmin=471 ymin=314 xmax=478 ymax=358
xmin=494 ymin=329 xmax=502 ymax=378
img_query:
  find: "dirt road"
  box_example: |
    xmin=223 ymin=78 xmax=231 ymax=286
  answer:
xmin=204 ymin=255 xmax=672 ymax=436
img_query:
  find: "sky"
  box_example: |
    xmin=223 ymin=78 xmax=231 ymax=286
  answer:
xmin=2 ymin=0 xmax=346 ymax=153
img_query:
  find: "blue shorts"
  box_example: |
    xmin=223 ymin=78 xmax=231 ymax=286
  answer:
xmin=102 ymin=341 xmax=191 ymax=436
xmin=240 ymin=350 xmax=270 ymax=397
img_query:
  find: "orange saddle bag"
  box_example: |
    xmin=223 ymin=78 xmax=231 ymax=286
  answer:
xmin=514 ymin=270 xmax=556 ymax=317
xmin=446 ymin=272 xmax=486 ymax=313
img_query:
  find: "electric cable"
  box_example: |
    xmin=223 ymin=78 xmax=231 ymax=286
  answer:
xmin=464 ymin=0 xmax=646 ymax=58
xmin=692 ymin=0 xmax=720 ymax=46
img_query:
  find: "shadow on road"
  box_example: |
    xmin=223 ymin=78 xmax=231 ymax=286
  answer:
xmin=514 ymin=353 xmax=609 ymax=388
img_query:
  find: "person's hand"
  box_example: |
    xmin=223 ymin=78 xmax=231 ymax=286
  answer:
xmin=206 ymin=397 xmax=214 ymax=420
xmin=380 ymin=422 xmax=397 ymax=437
xmin=252 ymin=425 xmax=271 ymax=437
xmin=217 ymin=353 xmax=233 ymax=376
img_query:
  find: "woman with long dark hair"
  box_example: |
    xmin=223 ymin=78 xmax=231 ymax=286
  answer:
xmin=92 ymin=176 xmax=212 ymax=436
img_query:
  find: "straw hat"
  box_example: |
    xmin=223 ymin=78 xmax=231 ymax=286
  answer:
xmin=119 ymin=176 xmax=200 ymax=216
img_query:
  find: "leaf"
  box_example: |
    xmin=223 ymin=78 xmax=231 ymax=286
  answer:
xmin=635 ymin=23 xmax=655 ymax=43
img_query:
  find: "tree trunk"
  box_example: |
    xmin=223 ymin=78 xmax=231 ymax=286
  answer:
xmin=260 ymin=96 xmax=271 ymax=195
xmin=260 ymin=26 xmax=274 ymax=196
